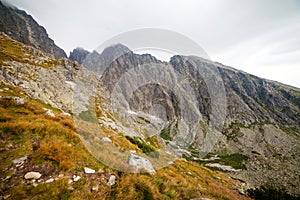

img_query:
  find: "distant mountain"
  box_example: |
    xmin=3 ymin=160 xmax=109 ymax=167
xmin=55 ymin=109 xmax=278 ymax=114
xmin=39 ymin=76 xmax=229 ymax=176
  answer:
xmin=69 ymin=43 xmax=133 ymax=75
xmin=80 ymin=44 xmax=300 ymax=194
xmin=69 ymin=47 xmax=90 ymax=64
xmin=0 ymin=1 xmax=66 ymax=59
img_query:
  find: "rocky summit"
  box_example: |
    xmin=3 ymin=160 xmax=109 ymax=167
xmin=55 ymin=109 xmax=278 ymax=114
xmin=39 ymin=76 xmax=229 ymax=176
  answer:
xmin=0 ymin=2 xmax=299 ymax=200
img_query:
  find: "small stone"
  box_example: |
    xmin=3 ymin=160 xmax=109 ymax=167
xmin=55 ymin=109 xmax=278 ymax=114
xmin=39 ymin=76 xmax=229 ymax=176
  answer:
xmin=84 ymin=167 xmax=95 ymax=174
xmin=58 ymin=174 xmax=64 ymax=178
xmin=102 ymin=137 xmax=112 ymax=143
xmin=68 ymin=186 xmax=74 ymax=191
xmin=73 ymin=175 xmax=81 ymax=182
xmin=13 ymin=97 xmax=25 ymax=105
xmin=43 ymin=108 xmax=55 ymax=117
xmin=12 ymin=155 xmax=28 ymax=165
xmin=168 ymin=161 xmax=174 ymax=165
xmin=24 ymin=172 xmax=42 ymax=180
xmin=107 ymin=175 xmax=116 ymax=186
xmin=68 ymin=179 xmax=73 ymax=184
xmin=91 ymin=185 xmax=99 ymax=191
xmin=3 ymin=195 xmax=11 ymax=200
xmin=33 ymin=183 xmax=38 ymax=187
xmin=4 ymin=176 xmax=11 ymax=181
xmin=62 ymin=112 xmax=71 ymax=116
xmin=45 ymin=178 xmax=54 ymax=183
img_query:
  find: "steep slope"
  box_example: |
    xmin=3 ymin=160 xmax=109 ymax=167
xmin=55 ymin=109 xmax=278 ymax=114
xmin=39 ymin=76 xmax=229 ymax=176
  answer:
xmin=0 ymin=1 xmax=66 ymax=59
xmin=0 ymin=33 xmax=251 ymax=199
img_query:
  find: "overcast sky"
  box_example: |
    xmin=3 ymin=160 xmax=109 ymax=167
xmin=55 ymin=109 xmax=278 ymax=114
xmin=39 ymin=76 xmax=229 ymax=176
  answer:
xmin=6 ymin=0 xmax=300 ymax=88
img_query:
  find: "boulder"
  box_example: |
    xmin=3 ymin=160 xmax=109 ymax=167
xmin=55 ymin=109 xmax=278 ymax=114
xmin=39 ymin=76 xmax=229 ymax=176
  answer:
xmin=107 ymin=175 xmax=116 ymax=186
xmin=84 ymin=167 xmax=95 ymax=174
xmin=45 ymin=178 xmax=54 ymax=183
xmin=12 ymin=155 xmax=28 ymax=166
xmin=24 ymin=172 xmax=42 ymax=180
xmin=43 ymin=108 xmax=55 ymax=117
xmin=91 ymin=185 xmax=99 ymax=191
xmin=102 ymin=137 xmax=112 ymax=143
xmin=73 ymin=175 xmax=81 ymax=182
xmin=128 ymin=154 xmax=155 ymax=174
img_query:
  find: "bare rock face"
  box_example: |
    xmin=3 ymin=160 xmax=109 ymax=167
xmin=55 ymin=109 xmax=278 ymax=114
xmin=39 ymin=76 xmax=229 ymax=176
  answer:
xmin=0 ymin=1 xmax=66 ymax=59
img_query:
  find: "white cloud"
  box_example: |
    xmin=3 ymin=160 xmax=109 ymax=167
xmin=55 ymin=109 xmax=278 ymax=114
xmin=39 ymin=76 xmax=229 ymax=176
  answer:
xmin=213 ymin=20 xmax=300 ymax=87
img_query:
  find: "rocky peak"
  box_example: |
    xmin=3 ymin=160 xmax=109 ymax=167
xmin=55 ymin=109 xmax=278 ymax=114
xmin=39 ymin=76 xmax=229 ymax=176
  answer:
xmin=69 ymin=47 xmax=90 ymax=64
xmin=0 ymin=1 xmax=66 ymax=59
xmin=101 ymin=43 xmax=131 ymax=60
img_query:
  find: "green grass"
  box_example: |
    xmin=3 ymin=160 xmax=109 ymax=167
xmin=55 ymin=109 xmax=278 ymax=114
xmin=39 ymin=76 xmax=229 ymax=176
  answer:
xmin=79 ymin=110 xmax=98 ymax=123
xmin=279 ymin=125 xmax=300 ymax=138
xmin=224 ymin=121 xmax=274 ymax=140
xmin=0 ymin=33 xmax=59 ymax=67
xmin=125 ymin=136 xmax=159 ymax=158
xmin=247 ymin=185 xmax=299 ymax=200
xmin=194 ymin=153 xmax=249 ymax=170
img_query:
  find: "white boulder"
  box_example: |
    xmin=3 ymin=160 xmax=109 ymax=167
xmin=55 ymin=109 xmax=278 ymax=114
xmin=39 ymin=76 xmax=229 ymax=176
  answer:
xmin=24 ymin=172 xmax=42 ymax=180
xmin=84 ymin=167 xmax=95 ymax=174
xmin=107 ymin=175 xmax=116 ymax=186
xmin=102 ymin=137 xmax=112 ymax=143
xmin=128 ymin=154 xmax=156 ymax=174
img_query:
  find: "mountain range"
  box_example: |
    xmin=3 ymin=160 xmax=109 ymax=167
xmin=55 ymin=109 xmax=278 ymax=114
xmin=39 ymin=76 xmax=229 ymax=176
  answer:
xmin=0 ymin=2 xmax=299 ymax=199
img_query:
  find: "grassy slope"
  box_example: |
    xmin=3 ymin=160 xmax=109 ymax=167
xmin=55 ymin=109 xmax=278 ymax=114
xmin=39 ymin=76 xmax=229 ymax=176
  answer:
xmin=0 ymin=33 xmax=250 ymax=199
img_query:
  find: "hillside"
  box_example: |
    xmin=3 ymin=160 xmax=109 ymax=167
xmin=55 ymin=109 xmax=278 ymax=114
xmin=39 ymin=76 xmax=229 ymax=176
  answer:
xmin=0 ymin=33 xmax=253 ymax=199
xmin=0 ymin=2 xmax=300 ymax=199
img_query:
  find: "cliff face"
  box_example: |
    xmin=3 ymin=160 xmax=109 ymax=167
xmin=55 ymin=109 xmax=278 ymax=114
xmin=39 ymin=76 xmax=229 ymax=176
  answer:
xmin=0 ymin=1 xmax=66 ymax=59
xmin=77 ymin=45 xmax=300 ymax=194
xmin=170 ymin=56 xmax=300 ymax=126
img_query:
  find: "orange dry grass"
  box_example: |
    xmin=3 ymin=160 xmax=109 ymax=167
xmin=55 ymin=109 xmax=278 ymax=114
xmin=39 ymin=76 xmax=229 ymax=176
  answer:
xmin=38 ymin=138 xmax=74 ymax=170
